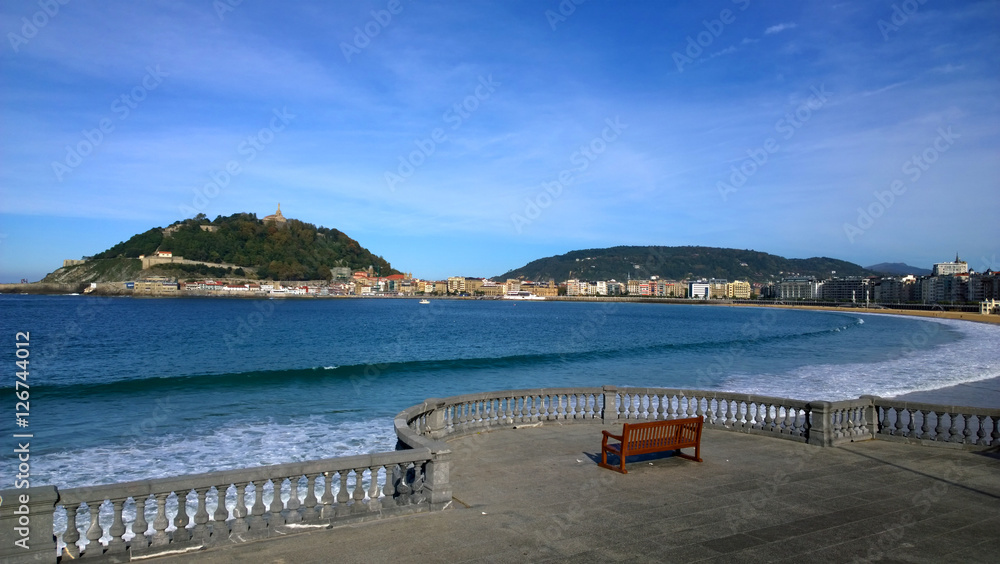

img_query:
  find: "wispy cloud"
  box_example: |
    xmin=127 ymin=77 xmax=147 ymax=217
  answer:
xmin=765 ymin=22 xmax=798 ymax=35
xmin=861 ymin=81 xmax=908 ymax=97
xmin=932 ymin=63 xmax=965 ymax=73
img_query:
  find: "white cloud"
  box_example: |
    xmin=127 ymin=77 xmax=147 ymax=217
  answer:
xmin=710 ymin=46 xmax=738 ymax=58
xmin=765 ymin=22 xmax=798 ymax=35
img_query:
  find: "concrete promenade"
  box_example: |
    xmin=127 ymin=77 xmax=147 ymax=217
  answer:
xmin=156 ymin=423 xmax=1000 ymax=563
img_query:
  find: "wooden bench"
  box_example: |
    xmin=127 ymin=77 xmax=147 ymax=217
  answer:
xmin=599 ymin=417 xmax=704 ymax=474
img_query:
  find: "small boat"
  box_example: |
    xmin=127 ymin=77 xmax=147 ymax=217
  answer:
xmin=502 ymin=291 xmax=545 ymax=301
xmin=419 ymin=299 xmax=431 ymax=304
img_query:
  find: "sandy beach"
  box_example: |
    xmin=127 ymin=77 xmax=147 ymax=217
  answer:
xmin=886 ymin=376 xmax=1000 ymax=409
xmin=728 ymin=302 xmax=1000 ymax=325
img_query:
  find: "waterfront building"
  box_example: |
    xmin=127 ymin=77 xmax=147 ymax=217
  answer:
xmin=464 ymin=278 xmax=484 ymax=294
xmin=726 ymin=280 xmax=751 ymax=299
xmin=565 ymin=279 xmax=584 ymax=296
xmin=480 ymin=283 xmax=504 ymax=297
xmin=134 ymin=277 xmax=180 ymax=295
xmin=626 ymin=279 xmax=652 ymax=296
xmin=447 ymin=276 xmax=465 ymax=293
xmin=531 ymin=284 xmax=559 ymax=297
xmin=921 ymin=274 xmax=969 ymax=304
xmin=820 ymin=277 xmax=870 ymax=303
xmin=595 ymin=281 xmax=608 ymax=296
xmin=779 ymin=277 xmax=822 ymax=300
xmin=689 ymin=280 xmax=709 ymax=299
xmin=708 ymin=278 xmax=728 ymax=299
xmin=932 ymin=255 xmax=968 ymax=276
xmin=981 ymin=271 xmax=1000 ymax=300
xmin=872 ymin=277 xmax=916 ymax=303
xmin=606 ymin=280 xmax=623 ymax=296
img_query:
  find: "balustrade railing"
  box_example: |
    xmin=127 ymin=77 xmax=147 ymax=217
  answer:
xmin=53 ymin=449 xmax=435 ymax=560
xmin=871 ymin=398 xmax=999 ymax=448
xmin=396 ymin=387 xmax=998 ymax=452
xmin=3 ymin=386 xmax=997 ymax=564
xmin=612 ymin=387 xmax=812 ymax=442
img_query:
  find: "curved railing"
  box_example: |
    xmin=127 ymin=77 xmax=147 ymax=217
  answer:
xmin=393 ymin=386 xmax=813 ymax=444
xmin=2 ymin=386 xmax=997 ymax=564
xmin=394 ymin=386 xmax=999 ymax=451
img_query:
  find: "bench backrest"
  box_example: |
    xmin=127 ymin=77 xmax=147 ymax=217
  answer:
xmin=622 ymin=417 xmax=703 ymax=447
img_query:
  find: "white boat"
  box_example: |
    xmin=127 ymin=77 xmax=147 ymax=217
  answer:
xmin=502 ymin=291 xmax=545 ymax=301
xmin=419 ymin=299 xmax=431 ymax=304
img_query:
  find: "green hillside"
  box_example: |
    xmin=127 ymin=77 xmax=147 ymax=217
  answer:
xmin=92 ymin=212 xmax=398 ymax=280
xmin=495 ymin=246 xmax=875 ymax=283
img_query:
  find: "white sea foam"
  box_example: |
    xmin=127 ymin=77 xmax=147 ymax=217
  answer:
xmin=39 ymin=415 xmax=397 ymax=489
xmin=723 ymin=316 xmax=1000 ymax=402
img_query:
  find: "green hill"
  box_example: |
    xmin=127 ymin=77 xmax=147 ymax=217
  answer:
xmin=89 ymin=212 xmax=398 ymax=280
xmin=495 ymin=246 xmax=875 ymax=283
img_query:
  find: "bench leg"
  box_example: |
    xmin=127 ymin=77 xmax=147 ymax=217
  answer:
xmin=675 ymin=447 xmax=703 ymax=463
xmin=598 ymin=449 xmax=628 ymax=474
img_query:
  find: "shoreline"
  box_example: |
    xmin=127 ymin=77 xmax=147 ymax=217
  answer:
xmin=2 ymin=283 xmax=996 ymax=326
xmin=723 ymin=301 xmax=1000 ymax=325
xmin=885 ymin=376 xmax=1000 ymax=410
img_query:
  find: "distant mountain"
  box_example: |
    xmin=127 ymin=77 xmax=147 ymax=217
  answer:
xmin=865 ymin=263 xmax=930 ymax=276
xmin=46 ymin=212 xmax=398 ymax=282
xmin=495 ymin=246 xmax=876 ymax=283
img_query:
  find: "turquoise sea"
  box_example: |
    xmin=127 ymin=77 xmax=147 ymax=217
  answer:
xmin=2 ymin=294 xmax=999 ymax=488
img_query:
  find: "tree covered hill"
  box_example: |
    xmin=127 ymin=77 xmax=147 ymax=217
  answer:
xmin=495 ymin=246 xmax=875 ymax=283
xmin=92 ymin=212 xmax=398 ymax=280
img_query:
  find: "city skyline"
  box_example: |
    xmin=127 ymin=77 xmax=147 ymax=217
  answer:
xmin=1 ymin=0 xmax=998 ymax=282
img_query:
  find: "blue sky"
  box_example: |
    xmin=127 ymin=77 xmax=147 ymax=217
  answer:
xmin=1 ymin=0 xmax=997 ymax=282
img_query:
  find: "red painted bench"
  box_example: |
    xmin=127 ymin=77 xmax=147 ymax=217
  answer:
xmin=599 ymin=417 xmax=704 ymax=474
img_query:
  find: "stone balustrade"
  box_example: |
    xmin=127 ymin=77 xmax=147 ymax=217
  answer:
xmin=394 ymin=387 xmax=998 ymax=451
xmin=1 ymin=449 xmax=443 ymax=563
xmin=611 ymin=387 xmax=812 ymax=442
xmin=2 ymin=386 xmax=996 ymax=564
xmin=870 ymin=398 xmax=999 ymax=448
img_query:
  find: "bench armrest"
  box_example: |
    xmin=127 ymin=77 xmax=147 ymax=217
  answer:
xmin=602 ymin=430 xmax=623 ymax=441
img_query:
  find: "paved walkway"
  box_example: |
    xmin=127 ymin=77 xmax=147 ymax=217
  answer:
xmin=155 ymin=423 xmax=1000 ymax=563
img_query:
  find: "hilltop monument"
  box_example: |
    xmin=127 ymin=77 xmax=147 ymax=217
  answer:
xmin=263 ymin=203 xmax=288 ymax=225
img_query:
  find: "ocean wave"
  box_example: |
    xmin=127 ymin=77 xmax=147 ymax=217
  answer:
xmin=32 ymin=319 xmax=863 ymax=400
xmin=35 ymin=416 xmax=397 ymax=489
xmin=723 ymin=316 xmax=1000 ymax=401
